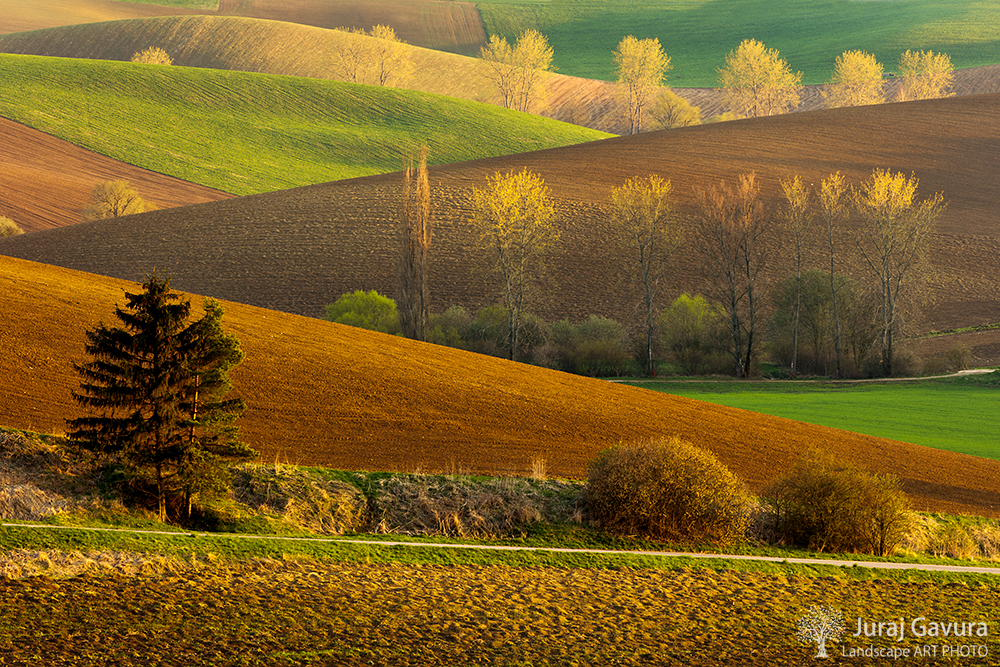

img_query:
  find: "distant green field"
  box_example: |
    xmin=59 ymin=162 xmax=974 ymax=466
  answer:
xmin=477 ymin=0 xmax=1000 ymax=86
xmin=0 ymin=54 xmax=610 ymax=195
xmin=630 ymin=372 xmax=1000 ymax=460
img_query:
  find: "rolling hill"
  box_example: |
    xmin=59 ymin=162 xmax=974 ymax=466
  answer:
xmin=0 ymin=116 xmax=232 ymax=233
xmin=3 ymin=254 xmax=999 ymax=518
xmin=3 ymin=93 xmax=999 ymax=345
xmin=0 ymin=53 xmax=610 ymax=198
xmin=2 ymin=15 xmax=999 ymax=133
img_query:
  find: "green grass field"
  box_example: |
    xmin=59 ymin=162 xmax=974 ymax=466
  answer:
xmin=0 ymin=54 xmax=610 ymax=195
xmin=631 ymin=372 xmax=1000 ymax=460
xmin=477 ymin=0 xmax=1000 ymax=86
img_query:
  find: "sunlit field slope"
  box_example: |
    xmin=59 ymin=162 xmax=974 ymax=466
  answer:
xmin=4 ymin=94 xmax=999 ymax=342
xmin=0 ymin=116 xmax=232 ymax=233
xmin=0 ymin=54 xmax=609 ymax=196
xmin=0 ymin=0 xmax=211 ymax=35
xmin=0 ymin=16 xmax=626 ymax=132
xmin=3 ymin=14 xmax=998 ymax=133
xmin=478 ymin=0 xmax=1000 ymax=86
xmin=3 ymin=255 xmax=1000 ymax=518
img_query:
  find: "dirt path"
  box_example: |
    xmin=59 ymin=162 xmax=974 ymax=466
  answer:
xmin=5 ymin=523 xmax=999 ymax=576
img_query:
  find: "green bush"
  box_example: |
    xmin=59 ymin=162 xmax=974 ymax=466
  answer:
xmin=765 ymin=449 xmax=912 ymax=556
xmin=323 ymin=289 xmax=399 ymax=334
xmin=585 ymin=437 xmax=751 ymax=543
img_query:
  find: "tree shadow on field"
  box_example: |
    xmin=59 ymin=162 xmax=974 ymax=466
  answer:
xmin=902 ymin=476 xmax=1000 ymax=518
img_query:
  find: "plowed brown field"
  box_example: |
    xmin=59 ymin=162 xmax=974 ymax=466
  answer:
xmin=4 ymin=94 xmax=999 ymax=343
xmin=3 ymin=255 xmax=1000 ymax=518
xmin=0 ymin=117 xmax=232 ymax=232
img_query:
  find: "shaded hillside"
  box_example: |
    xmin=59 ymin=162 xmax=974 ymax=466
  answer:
xmin=0 ymin=117 xmax=232 ymax=233
xmin=2 ymin=255 xmax=998 ymax=518
xmin=4 ymin=94 xmax=999 ymax=344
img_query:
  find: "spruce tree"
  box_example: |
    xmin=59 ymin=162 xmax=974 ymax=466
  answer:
xmin=68 ymin=276 xmax=254 ymax=522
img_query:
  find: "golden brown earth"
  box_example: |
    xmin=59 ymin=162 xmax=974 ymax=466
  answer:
xmin=3 ymin=254 xmax=1000 ymax=518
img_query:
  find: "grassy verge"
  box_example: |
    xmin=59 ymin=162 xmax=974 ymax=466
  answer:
xmin=0 ymin=54 xmax=609 ymax=195
xmin=629 ymin=371 xmax=1000 ymax=460
xmin=477 ymin=0 xmax=1000 ymax=86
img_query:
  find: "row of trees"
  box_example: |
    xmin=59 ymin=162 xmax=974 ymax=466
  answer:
xmin=383 ymin=157 xmax=945 ymax=379
xmin=479 ymin=29 xmax=955 ymax=132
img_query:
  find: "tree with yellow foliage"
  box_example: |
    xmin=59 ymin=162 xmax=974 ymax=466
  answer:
xmin=896 ymin=50 xmax=954 ymax=101
xmin=610 ymin=174 xmax=679 ymax=375
xmin=332 ymin=25 xmax=412 ymax=87
xmin=718 ymin=39 xmax=801 ymax=119
xmin=649 ymin=88 xmax=701 ymax=130
xmin=479 ymin=29 xmax=554 ymax=113
xmin=823 ymin=50 xmax=885 ymax=108
xmin=82 ymin=180 xmax=154 ymax=222
xmin=131 ymin=47 xmax=172 ymax=66
xmin=613 ymin=35 xmax=672 ymax=134
xmin=470 ymin=169 xmax=558 ymax=360
xmin=852 ymin=169 xmax=945 ymax=376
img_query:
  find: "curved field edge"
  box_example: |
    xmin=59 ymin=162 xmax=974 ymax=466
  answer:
xmin=0 ymin=53 xmax=610 ymax=196
xmin=3 ymin=255 xmax=1000 ymax=518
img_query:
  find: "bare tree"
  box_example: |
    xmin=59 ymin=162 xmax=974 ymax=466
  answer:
xmin=823 ymin=50 xmax=885 ymax=108
xmin=819 ymin=171 xmax=849 ymax=378
xmin=480 ymin=30 xmax=554 ymax=113
xmin=613 ymin=35 xmax=671 ymax=134
xmin=470 ymin=168 xmax=558 ymax=360
xmin=82 ymin=180 xmax=153 ymax=222
xmin=896 ymin=49 xmax=954 ymax=101
xmin=610 ymin=175 xmax=679 ymax=375
xmin=852 ymin=169 xmax=945 ymax=376
xmin=398 ymin=146 xmax=432 ymax=341
xmin=332 ymin=25 xmax=412 ymax=87
xmin=779 ymin=175 xmax=812 ymax=376
xmin=718 ymin=39 xmax=801 ymax=118
xmin=692 ymin=172 xmax=771 ymax=376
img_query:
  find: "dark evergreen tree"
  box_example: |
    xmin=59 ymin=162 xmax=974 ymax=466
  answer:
xmin=68 ymin=276 xmax=254 ymax=522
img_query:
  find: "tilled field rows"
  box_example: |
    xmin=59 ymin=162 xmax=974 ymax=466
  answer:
xmin=1 ymin=559 xmax=997 ymax=666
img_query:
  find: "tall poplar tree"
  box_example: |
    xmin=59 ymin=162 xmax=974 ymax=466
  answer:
xmin=399 ymin=146 xmax=432 ymax=341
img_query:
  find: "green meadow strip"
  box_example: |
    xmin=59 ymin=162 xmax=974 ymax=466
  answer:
xmin=631 ymin=372 xmax=1000 ymax=460
xmin=477 ymin=0 xmax=1000 ymax=86
xmin=0 ymin=54 xmax=609 ymax=195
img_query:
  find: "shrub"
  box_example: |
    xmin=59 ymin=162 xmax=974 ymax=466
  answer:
xmin=765 ymin=449 xmax=911 ymax=555
xmin=131 ymin=47 xmax=173 ymax=65
xmin=323 ymin=289 xmax=399 ymax=334
xmin=427 ymin=305 xmax=473 ymax=348
xmin=82 ymin=180 xmax=154 ymax=221
xmin=0 ymin=216 xmax=24 ymax=237
xmin=945 ymin=343 xmax=973 ymax=372
xmin=586 ymin=437 xmax=751 ymax=543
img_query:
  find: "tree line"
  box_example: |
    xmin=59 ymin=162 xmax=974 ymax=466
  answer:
xmin=481 ymin=31 xmax=956 ymax=133
xmin=372 ymin=153 xmax=947 ymax=380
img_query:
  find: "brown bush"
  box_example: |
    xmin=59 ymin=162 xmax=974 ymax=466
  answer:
xmin=765 ymin=449 xmax=912 ymax=555
xmin=585 ymin=437 xmax=751 ymax=543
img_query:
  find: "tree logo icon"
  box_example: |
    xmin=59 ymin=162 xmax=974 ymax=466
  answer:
xmin=796 ymin=606 xmax=847 ymax=658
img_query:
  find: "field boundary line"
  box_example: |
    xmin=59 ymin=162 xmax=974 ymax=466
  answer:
xmin=4 ymin=523 xmax=1000 ymax=575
